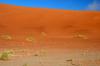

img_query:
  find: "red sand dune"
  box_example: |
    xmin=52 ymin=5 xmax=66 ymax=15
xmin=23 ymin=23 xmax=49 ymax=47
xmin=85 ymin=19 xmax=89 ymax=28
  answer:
xmin=0 ymin=4 xmax=100 ymax=50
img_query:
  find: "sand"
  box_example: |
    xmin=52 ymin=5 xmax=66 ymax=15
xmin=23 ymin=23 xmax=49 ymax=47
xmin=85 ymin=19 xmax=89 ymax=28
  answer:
xmin=0 ymin=4 xmax=100 ymax=66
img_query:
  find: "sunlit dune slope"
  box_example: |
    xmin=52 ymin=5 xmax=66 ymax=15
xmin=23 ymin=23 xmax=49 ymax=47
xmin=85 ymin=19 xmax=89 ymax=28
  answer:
xmin=0 ymin=4 xmax=100 ymax=50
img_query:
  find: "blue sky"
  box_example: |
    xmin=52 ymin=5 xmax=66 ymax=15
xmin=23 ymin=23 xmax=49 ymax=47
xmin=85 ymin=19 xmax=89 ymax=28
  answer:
xmin=0 ymin=0 xmax=100 ymax=10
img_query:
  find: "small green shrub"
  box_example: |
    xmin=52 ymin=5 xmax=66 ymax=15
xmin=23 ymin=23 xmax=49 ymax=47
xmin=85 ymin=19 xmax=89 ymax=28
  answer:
xmin=0 ymin=50 xmax=13 ymax=61
xmin=23 ymin=63 xmax=28 ymax=66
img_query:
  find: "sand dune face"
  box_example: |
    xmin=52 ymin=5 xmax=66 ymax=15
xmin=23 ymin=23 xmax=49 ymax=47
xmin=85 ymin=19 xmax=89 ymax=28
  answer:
xmin=0 ymin=4 xmax=100 ymax=50
xmin=0 ymin=4 xmax=100 ymax=66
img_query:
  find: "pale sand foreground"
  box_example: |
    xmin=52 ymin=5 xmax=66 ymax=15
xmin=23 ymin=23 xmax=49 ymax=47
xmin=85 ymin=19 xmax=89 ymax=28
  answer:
xmin=0 ymin=48 xmax=100 ymax=66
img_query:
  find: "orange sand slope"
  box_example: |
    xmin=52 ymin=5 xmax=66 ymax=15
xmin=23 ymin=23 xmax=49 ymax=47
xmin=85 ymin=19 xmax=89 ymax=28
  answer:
xmin=0 ymin=4 xmax=100 ymax=49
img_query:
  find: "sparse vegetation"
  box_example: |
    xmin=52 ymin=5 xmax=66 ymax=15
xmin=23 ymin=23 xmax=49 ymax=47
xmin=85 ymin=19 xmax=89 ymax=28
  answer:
xmin=0 ymin=34 xmax=12 ymax=40
xmin=0 ymin=50 xmax=13 ymax=61
xmin=23 ymin=63 xmax=28 ymax=66
xmin=25 ymin=35 xmax=34 ymax=42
